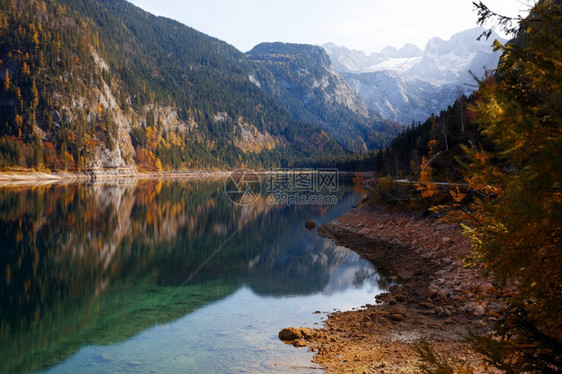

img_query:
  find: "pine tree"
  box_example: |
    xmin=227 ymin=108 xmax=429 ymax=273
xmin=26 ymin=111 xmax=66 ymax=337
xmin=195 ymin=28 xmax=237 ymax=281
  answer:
xmin=22 ymin=62 xmax=30 ymax=76
xmin=3 ymin=69 xmax=9 ymax=90
xmin=453 ymin=1 xmax=562 ymax=371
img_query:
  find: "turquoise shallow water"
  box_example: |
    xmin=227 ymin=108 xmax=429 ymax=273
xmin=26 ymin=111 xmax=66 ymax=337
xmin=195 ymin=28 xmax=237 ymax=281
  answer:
xmin=0 ymin=178 xmax=385 ymax=373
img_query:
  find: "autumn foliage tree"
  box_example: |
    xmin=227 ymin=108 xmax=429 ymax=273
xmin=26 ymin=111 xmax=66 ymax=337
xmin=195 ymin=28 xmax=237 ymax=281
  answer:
xmin=448 ymin=1 xmax=562 ymax=372
xmin=417 ymin=139 xmax=440 ymax=198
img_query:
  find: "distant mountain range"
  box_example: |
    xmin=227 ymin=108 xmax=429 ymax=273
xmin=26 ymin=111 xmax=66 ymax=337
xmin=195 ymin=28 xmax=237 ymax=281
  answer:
xmin=0 ymin=0 xmax=506 ymax=172
xmin=323 ymin=28 xmax=506 ymax=124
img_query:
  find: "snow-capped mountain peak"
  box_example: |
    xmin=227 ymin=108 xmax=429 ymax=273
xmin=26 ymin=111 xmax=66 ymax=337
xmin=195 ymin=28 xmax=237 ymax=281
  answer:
xmin=322 ymin=27 xmax=506 ymax=124
xmin=406 ymin=27 xmax=505 ymax=85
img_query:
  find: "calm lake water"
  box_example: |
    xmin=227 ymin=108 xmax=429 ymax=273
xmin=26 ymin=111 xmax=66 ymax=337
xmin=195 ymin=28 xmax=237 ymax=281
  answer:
xmin=0 ymin=177 xmax=386 ymax=373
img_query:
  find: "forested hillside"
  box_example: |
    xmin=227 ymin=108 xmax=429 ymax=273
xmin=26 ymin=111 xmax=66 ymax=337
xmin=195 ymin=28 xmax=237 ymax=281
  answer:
xmin=0 ymin=0 xmax=348 ymax=172
xmin=373 ymin=94 xmax=482 ymax=180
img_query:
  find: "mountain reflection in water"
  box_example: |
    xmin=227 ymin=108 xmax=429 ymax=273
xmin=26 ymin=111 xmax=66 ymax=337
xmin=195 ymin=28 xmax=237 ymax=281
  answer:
xmin=0 ymin=178 xmax=387 ymax=373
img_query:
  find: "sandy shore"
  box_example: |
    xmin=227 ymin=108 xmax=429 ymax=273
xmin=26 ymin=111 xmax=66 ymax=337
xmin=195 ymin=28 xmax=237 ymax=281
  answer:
xmin=0 ymin=169 xmax=233 ymax=187
xmin=282 ymin=207 xmax=503 ymax=373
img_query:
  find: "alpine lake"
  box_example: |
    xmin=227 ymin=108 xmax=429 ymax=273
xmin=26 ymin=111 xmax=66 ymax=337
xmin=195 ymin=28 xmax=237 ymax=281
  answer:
xmin=0 ymin=174 xmax=387 ymax=373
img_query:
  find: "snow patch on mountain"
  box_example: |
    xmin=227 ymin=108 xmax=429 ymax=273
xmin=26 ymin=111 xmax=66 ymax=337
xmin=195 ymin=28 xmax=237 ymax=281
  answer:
xmin=323 ymin=27 xmax=506 ymax=124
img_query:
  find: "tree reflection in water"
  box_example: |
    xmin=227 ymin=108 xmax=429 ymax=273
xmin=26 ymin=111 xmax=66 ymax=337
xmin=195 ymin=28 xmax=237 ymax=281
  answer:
xmin=0 ymin=178 xmax=384 ymax=373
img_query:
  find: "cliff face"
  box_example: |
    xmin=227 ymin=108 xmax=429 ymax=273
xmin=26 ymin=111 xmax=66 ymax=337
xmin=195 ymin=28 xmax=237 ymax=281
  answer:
xmin=341 ymin=71 xmax=461 ymax=126
xmin=74 ymin=51 xmax=136 ymax=171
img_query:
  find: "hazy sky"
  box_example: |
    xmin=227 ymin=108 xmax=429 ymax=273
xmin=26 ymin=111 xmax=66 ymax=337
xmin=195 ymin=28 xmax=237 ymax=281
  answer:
xmin=127 ymin=0 xmax=530 ymax=54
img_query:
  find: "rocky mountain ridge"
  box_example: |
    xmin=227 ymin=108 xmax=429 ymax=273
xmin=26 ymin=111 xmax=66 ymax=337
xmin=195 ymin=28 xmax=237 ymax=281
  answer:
xmin=323 ymin=27 xmax=506 ymax=124
xmin=247 ymin=42 xmax=402 ymax=153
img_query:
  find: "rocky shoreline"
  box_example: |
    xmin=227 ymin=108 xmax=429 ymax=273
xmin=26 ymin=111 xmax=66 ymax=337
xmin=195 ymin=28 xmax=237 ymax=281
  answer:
xmin=281 ymin=207 xmax=503 ymax=373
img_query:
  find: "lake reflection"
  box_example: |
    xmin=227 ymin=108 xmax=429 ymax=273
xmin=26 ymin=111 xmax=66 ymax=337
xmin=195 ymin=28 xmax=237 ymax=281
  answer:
xmin=0 ymin=178 xmax=386 ymax=373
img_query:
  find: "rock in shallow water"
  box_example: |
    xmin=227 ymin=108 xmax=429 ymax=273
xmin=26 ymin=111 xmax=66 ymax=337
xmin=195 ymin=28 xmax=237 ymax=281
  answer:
xmin=279 ymin=327 xmax=311 ymax=348
xmin=305 ymin=220 xmax=317 ymax=230
xmin=279 ymin=327 xmax=302 ymax=341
